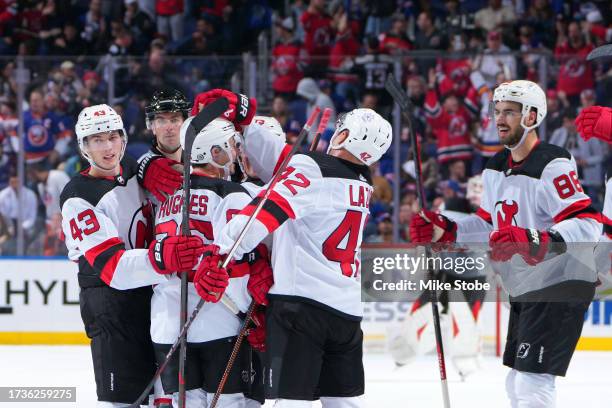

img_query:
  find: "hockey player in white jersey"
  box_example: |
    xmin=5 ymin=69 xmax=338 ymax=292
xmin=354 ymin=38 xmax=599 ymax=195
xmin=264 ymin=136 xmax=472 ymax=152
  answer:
xmin=60 ymin=104 xmax=204 ymax=407
xmin=410 ymin=80 xmax=603 ymax=407
xmin=194 ymin=107 xmax=392 ymax=408
xmin=152 ymin=117 xmax=270 ymax=407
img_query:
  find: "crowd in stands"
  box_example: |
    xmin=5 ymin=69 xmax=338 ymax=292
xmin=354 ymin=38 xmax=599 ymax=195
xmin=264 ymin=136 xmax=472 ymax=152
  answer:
xmin=0 ymin=0 xmax=610 ymax=253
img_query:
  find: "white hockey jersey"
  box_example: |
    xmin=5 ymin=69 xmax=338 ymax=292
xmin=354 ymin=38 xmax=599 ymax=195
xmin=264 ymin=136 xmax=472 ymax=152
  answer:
xmin=60 ymin=159 xmax=167 ymax=290
xmin=215 ymin=151 xmax=373 ymax=320
xmin=456 ymin=141 xmax=602 ymax=296
xmin=243 ymin=122 xmax=289 ymax=183
xmin=151 ymin=174 xmax=253 ymax=344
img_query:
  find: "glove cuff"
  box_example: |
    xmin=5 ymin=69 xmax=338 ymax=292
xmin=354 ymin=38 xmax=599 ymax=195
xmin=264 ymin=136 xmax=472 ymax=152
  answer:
xmin=149 ymin=238 xmax=167 ymax=273
xmin=136 ymin=154 xmax=159 ymax=187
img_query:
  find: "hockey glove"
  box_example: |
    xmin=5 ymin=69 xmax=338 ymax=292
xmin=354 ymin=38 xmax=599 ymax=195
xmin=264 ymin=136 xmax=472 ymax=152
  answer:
xmin=193 ymin=244 xmax=229 ymax=302
xmin=137 ymin=155 xmax=183 ymax=202
xmin=409 ymin=210 xmax=457 ymax=244
xmin=247 ymin=245 xmax=274 ymax=306
xmin=149 ymin=236 xmax=204 ymax=274
xmin=192 ymin=89 xmax=257 ymax=128
xmin=489 ymin=226 xmax=550 ymax=266
xmin=576 ymin=106 xmax=612 ymax=143
xmin=247 ymin=308 xmax=267 ymax=352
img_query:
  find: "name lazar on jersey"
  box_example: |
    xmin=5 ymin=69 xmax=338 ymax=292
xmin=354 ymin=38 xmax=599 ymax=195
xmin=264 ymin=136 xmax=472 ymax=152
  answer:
xmin=348 ymin=184 xmax=372 ymax=208
xmin=157 ymin=193 xmax=208 ymax=218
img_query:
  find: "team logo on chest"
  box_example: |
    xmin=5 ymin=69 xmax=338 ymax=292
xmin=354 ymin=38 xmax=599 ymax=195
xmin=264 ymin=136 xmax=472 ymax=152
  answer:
xmin=495 ymin=200 xmax=518 ymax=228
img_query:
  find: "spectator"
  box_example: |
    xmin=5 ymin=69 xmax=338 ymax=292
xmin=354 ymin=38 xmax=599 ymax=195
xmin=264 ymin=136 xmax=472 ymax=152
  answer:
xmin=524 ymin=0 xmax=555 ymax=48
xmin=79 ymin=0 xmax=110 ymax=54
xmin=544 ymin=89 xmax=568 ymax=138
xmin=295 ymin=77 xmax=336 ymax=146
xmin=43 ymin=91 xmax=75 ymax=158
xmin=363 ymin=0 xmax=396 ymax=37
xmin=0 ymin=61 xmax=16 ymax=101
xmin=365 ymin=213 xmax=395 ymax=243
xmin=77 ymin=71 xmax=106 ymax=108
xmin=0 ymin=211 xmax=10 ymax=254
xmin=51 ymin=22 xmax=87 ymax=55
xmin=548 ymin=110 xmax=605 ymax=207
xmin=555 ymin=21 xmax=595 ymax=108
xmin=272 ymin=17 xmax=306 ymax=99
xmin=398 ymin=202 xmax=415 ymax=241
xmin=108 ymin=25 xmax=142 ymax=56
xmin=23 ymin=88 xmax=66 ymax=164
xmin=300 ymin=0 xmax=333 ymax=76
xmin=474 ymin=0 xmax=516 ymax=33
xmin=351 ymin=36 xmax=395 ymax=115
xmin=478 ymin=30 xmax=517 ymax=88
xmin=0 ymin=175 xmax=38 ymax=253
xmin=155 ymin=0 xmax=183 ymax=42
xmin=379 ymin=13 xmax=412 ymax=55
xmin=270 ymin=95 xmax=301 ymax=142
xmin=123 ymin=0 xmax=155 ymax=49
xmin=328 ymin=5 xmax=360 ymax=109
xmin=414 ymin=11 xmax=446 ymax=74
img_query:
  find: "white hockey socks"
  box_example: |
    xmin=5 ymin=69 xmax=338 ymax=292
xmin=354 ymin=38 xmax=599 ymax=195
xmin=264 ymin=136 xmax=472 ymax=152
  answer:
xmin=506 ymin=369 xmax=556 ymax=408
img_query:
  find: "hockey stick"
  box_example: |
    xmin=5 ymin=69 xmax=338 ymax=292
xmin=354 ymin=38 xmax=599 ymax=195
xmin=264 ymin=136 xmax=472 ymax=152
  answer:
xmin=129 ymin=97 xmax=229 ymax=408
xmin=309 ymin=108 xmax=333 ymax=151
xmin=385 ymin=74 xmax=451 ymax=408
xmin=130 ymin=106 xmax=322 ymax=408
xmin=210 ymin=106 xmax=332 ymax=408
xmin=587 ymin=43 xmax=612 ymax=61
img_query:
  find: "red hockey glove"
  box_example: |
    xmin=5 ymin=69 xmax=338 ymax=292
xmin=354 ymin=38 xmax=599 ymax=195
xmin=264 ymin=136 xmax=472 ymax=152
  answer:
xmin=149 ymin=236 xmax=204 ymax=274
xmin=409 ymin=210 xmax=457 ymax=244
xmin=247 ymin=308 xmax=266 ymax=352
xmin=193 ymin=245 xmax=229 ymax=302
xmin=576 ymin=106 xmax=612 ymax=143
xmin=489 ymin=226 xmax=550 ymax=265
xmin=247 ymin=245 xmax=274 ymax=306
xmin=192 ymin=89 xmax=257 ymax=128
xmin=137 ymin=155 xmax=183 ymax=202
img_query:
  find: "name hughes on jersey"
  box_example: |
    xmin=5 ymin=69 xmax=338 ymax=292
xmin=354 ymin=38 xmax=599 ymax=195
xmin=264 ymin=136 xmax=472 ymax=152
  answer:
xmin=348 ymin=184 xmax=373 ymax=208
xmin=157 ymin=193 xmax=208 ymax=218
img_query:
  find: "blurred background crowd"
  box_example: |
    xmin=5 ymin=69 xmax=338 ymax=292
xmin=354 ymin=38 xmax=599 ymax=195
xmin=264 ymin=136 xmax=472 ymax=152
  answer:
xmin=0 ymin=0 xmax=610 ymax=255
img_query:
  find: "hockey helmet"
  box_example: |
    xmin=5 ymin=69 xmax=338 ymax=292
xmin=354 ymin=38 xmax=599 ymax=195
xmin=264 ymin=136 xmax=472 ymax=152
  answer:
xmin=145 ymin=89 xmax=191 ymax=129
xmin=180 ymin=117 xmax=237 ymax=169
xmin=492 ymin=80 xmax=547 ymax=150
xmin=75 ymin=104 xmax=127 ymax=167
xmin=251 ymin=115 xmax=286 ymax=140
xmin=327 ymin=108 xmax=392 ymax=165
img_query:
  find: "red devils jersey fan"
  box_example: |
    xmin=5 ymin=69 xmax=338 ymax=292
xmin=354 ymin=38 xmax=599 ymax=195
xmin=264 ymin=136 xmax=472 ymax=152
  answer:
xmin=60 ymin=104 xmax=203 ymax=407
xmin=410 ymin=80 xmax=603 ymax=407
xmin=195 ymin=108 xmax=392 ymax=407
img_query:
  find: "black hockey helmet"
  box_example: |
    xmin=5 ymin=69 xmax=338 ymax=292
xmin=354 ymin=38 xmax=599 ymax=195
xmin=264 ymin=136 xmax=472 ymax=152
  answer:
xmin=145 ymin=89 xmax=191 ymax=127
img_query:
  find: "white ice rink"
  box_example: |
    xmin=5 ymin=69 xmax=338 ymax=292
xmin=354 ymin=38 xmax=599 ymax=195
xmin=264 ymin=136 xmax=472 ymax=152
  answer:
xmin=0 ymin=346 xmax=610 ymax=407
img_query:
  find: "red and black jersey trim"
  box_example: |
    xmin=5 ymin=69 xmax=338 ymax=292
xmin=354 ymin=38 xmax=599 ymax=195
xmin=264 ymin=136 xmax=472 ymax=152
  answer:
xmin=552 ymin=198 xmax=602 ymax=223
xmin=240 ymin=190 xmax=296 ymax=233
xmin=485 ymin=142 xmax=571 ymax=180
xmin=60 ymin=157 xmax=139 ymax=209
xmin=83 ymin=237 xmax=127 ymax=286
xmin=475 ymin=207 xmax=493 ymax=225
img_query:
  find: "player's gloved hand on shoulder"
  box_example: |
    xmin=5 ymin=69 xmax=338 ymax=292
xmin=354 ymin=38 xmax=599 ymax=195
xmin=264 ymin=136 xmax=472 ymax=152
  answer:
xmin=192 ymin=89 xmax=257 ymax=129
xmin=409 ymin=209 xmax=457 ymax=244
xmin=489 ymin=226 xmax=550 ymax=266
xmin=576 ymin=106 xmax=612 ymax=143
xmin=149 ymin=236 xmax=204 ymax=274
xmin=247 ymin=308 xmax=266 ymax=352
xmin=193 ymin=244 xmax=229 ymax=302
xmin=137 ymin=155 xmax=183 ymax=202
xmin=247 ymin=245 xmax=274 ymax=306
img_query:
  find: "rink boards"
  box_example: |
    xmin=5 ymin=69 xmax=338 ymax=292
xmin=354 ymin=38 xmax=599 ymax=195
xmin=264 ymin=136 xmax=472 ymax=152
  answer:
xmin=0 ymin=258 xmax=610 ymax=350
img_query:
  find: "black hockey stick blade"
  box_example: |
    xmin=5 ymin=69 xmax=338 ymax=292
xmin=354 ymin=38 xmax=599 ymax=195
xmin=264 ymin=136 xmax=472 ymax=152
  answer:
xmin=587 ymin=43 xmax=612 ymax=61
xmin=385 ymin=74 xmax=412 ymax=113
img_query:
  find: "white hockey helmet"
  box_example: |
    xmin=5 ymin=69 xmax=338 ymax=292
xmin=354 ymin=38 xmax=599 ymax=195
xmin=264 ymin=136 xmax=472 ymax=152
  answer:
xmin=251 ymin=115 xmax=286 ymax=140
xmin=492 ymin=80 xmax=547 ymax=150
xmin=180 ymin=116 xmax=236 ymax=168
xmin=75 ymin=104 xmax=127 ymax=166
xmin=327 ymin=108 xmax=392 ymax=165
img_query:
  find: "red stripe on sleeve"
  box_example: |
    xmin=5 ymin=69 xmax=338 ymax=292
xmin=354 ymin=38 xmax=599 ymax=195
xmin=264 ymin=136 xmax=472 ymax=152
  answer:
xmin=476 ymin=207 xmax=492 ymax=224
xmin=99 ymin=249 xmax=126 ymax=285
xmin=239 ymin=204 xmax=281 ymax=233
xmin=272 ymin=144 xmax=293 ymax=175
xmin=84 ymin=237 xmax=123 ymax=266
xmin=553 ymin=198 xmax=592 ymax=223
